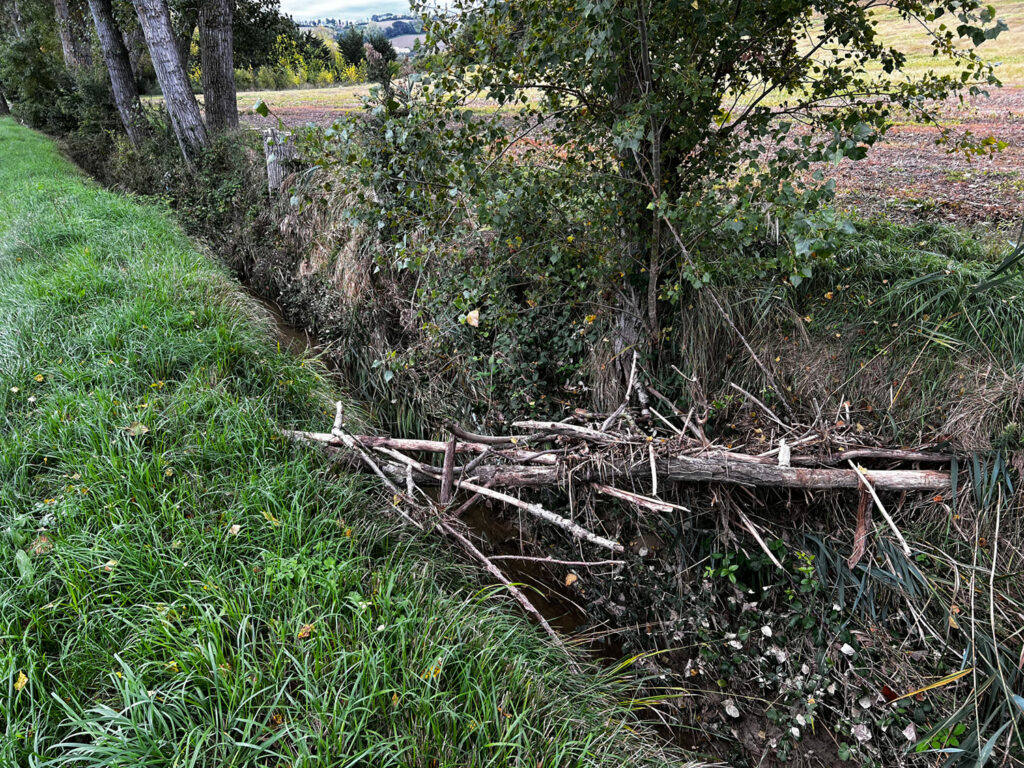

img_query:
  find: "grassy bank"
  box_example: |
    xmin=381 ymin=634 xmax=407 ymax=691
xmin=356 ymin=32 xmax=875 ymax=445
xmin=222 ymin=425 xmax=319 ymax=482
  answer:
xmin=0 ymin=120 xmax=678 ymax=767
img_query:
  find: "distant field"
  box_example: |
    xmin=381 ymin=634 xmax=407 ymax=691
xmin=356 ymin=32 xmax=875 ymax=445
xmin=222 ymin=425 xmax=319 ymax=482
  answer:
xmin=871 ymin=1 xmax=1024 ymax=85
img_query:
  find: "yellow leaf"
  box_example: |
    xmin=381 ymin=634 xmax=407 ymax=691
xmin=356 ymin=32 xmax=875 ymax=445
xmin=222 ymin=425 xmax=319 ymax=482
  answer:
xmin=228 ymin=524 xmax=241 ymax=536
xmin=14 ymin=671 xmax=28 ymax=691
xmin=262 ymin=510 xmax=280 ymax=526
xmin=297 ymin=624 xmax=314 ymax=640
xmin=466 ymin=309 xmax=480 ymax=327
xmin=34 ymin=374 xmax=44 ymax=382
xmin=565 ymin=572 xmax=578 ymax=587
xmin=888 ymin=667 xmax=973 ymax=703
xmin=103 ymin=559 xmax=118 ymax=572
xmin=392 ymin=692 xmax=399 ymax=707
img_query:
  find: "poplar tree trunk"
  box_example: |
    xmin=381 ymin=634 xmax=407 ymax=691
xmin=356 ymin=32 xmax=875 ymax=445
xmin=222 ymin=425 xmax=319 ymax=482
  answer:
xmin=88 ymin=0 xmax=146 ymax=147
xmin=53 ymin=0 xmax=94 ymax=71
xmin=132 ymin=0 xmax=208 ymax=164
xmin=198 ymin=0 xmax=237 ymax=131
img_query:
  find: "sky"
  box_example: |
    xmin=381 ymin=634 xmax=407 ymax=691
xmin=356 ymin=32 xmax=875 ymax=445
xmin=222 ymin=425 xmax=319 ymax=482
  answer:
xmin=280 ymin=0 xmax=413 ymax=20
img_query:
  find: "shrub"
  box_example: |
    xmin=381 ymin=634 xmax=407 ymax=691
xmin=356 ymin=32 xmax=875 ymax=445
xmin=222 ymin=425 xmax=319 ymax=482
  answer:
xmin=234 ymin=67 xmax=255 ymax=91
xmin=256 ymin=65 xmax=277 ymax=90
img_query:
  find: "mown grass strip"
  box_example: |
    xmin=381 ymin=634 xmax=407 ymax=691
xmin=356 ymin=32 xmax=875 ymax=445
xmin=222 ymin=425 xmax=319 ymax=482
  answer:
xmin=0 ymin=120 xmax=677 ymax=767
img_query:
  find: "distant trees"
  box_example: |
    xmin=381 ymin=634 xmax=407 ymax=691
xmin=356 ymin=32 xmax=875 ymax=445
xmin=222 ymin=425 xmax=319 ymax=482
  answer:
xmin=366 ymin=30 xmax=396 ymax=63
xmin=337 ymin=26 xmax=397 ymax=66
xmin=337 ymin=25 xmax=364 ymax=66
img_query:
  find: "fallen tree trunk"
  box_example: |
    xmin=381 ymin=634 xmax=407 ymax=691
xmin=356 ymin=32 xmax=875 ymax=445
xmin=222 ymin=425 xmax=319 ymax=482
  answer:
xmin=288 ymin=430 xmax=951 ymax=492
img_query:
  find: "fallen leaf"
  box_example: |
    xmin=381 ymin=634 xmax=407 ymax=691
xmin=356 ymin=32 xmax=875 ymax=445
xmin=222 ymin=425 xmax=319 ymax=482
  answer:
xmin=565 ymin=572 xmax=578 ymax=587
xmin=30 ymin=535 xmax=52 ymax=555
xmin=122 ymin=422 xmax=149 ymax=437
xmin=103 ymin=559 xmax=118 ymax=572
xmin=228 ymin=524 xmax=241 ymax=536
xmin=466 ymin=309 xmax=480 ymax=327
xmin=297 ymin=624 xmax=314 ymax=640
xmin=14 ymin=671 xmax=28 ymax=691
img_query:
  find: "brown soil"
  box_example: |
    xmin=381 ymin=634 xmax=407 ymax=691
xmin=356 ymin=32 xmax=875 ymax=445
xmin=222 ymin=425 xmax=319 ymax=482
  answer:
xmin=829 ymin=87 xmax=1024 ymax=225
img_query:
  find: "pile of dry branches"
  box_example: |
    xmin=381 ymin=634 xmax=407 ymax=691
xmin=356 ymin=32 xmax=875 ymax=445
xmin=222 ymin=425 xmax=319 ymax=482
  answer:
xmin=285 ymin=382 xmax=955 ymax=653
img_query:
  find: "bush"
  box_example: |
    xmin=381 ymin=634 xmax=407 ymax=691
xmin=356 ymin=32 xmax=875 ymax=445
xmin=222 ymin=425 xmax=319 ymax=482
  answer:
xmin=256 ymin=65 xmax=277 ymax=90
xmin=313 ymin=68 xmax=335 ymax=87
xmin=234 ymin=67 xmax=255 ymax=91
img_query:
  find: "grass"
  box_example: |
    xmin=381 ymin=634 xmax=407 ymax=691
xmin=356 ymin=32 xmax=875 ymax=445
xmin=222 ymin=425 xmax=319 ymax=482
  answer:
xmin=870 ymin=1 xmax=1024 ymax=86
xmin=141 ymin=84 xmax=373 ymax=114
xmin=0 ymin=119 xmax=682 ymax=767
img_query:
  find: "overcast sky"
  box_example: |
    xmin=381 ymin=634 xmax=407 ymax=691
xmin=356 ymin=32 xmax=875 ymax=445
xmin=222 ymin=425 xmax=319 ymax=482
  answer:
xmin=280 ymin=0 xmax=413 ymax=20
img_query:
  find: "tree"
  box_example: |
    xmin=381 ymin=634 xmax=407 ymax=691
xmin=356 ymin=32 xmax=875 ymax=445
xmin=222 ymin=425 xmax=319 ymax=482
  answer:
xmin=132 ymin=0 xmax=207 ymax=163
xmin=53 ymin=0 xmax=93 ymax=71
xmin=424 ymin=0 xmax=1005 ymax=346
xmin=88 ymin=0 xmax=145 ymax=146
xmin=336 ymin=24 xmax=363 ymax=65
xmin=366 ymin=29 xmax=395 ymax=63
xmin=233 ymin=0 xmax=298 ymax=69
xmin=0 ymin=82 xmax=10 ymax=114
xmin=198 ymin=0 xmax=236 ymax=131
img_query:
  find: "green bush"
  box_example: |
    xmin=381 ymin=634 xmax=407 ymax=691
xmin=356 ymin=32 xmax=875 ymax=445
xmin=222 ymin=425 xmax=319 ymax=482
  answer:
xmin=234 ymin=67 xmax=255 ymax=91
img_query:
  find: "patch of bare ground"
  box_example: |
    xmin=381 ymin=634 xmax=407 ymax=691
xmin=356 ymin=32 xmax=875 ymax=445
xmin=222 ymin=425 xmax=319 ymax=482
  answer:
xmin=830 ymin=88 xmax=1024 ymax=225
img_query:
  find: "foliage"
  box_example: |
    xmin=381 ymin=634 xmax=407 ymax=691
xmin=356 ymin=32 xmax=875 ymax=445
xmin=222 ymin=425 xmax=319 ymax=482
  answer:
xmin=337 ymin=25 xmax=366 ymax=65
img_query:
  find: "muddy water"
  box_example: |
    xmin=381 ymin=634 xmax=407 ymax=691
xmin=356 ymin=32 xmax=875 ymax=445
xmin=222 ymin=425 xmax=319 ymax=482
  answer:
xmin=251 ymin=290 xmax=591 ymax=638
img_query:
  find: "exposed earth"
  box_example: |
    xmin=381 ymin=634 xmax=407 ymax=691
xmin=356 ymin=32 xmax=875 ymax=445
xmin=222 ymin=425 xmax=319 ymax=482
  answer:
xmin=241 ymin=85 xmax=1024 ymax=228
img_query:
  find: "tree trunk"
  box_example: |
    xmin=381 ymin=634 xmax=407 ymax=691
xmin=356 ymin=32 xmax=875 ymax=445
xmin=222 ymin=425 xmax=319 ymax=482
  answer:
xmin=198 ymin=0 xmax=237 ymax=131
xmin=0 ymin=85 xmax=10 ymax=116
xmin=173 ymin=2 xmax=198 ymax=74
xmin=121 ymin=23 xmax=147 ymax=81
xmin=88 ymin=0 xmax=146 ymax=147
xmin=132 ymin=0 xmax=207 ymax=164
xmin=53 ymin=0 xmax=94 ymax=71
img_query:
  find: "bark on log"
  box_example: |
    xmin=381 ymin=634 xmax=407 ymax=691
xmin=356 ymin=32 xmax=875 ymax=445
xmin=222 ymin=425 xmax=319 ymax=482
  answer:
xmin=379 ymin=453 xmax=949 ymax=492
xmin=89 ymin=0 xmax=147 ymax=147
xmin=657 ymin=455 xmax=950 ymax=491
xmin=132 ymin=0 xmax=208 ymax=163
xmin=198 ymin=0 xmax=237 ymax=131
xmin=287 ymin=430 xmax=952 ymax=493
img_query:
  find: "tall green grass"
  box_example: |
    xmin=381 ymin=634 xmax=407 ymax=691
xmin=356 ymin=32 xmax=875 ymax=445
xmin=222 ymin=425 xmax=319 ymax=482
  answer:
xmin=0 ymin=120 xmax=681 ymax=767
